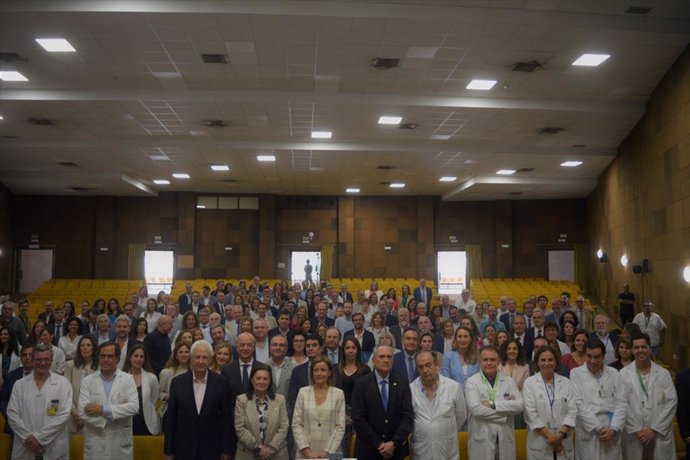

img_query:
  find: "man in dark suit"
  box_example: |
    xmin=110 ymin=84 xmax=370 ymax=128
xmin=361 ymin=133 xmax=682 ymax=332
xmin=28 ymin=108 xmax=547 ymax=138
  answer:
xmin=338 ymin=283 xmax=354 ymax=303
xmin=164 ymin=340 xmax=233 ymax=460
xmin=268 ymin=309 xmax=292 ymax=341
xmin=220 ymin=332 xmax=269 ymax=402
xmin=37 ymin=300 xmax=56 ymax=325
xmin=177 ymin=282 xmax=193 ymax=313
xmin=415 ymin=315 xmax=443 ymax=352
xmin=47 ymin=306 xmax=66 ymax=345
xmin=392 ymin=328 xmax=420 ymax=383
xmin=352 ymin=344 xmax=414 ymax=459
xmin=0 ymin=343 xmax=33 ymax=435
xmin=311 ymin=302 xmax=334 ymax=328
xmin=344 ymin=313 xmax=376 ymax=363
xmin=143 ymin=314 xmax=172 ymax=376
xmin=499 ymin=298 xmax=518 ymax=333
xmin=511 ymin=314 xmax=535 ymax=363
xmin=675 ymin=367 xmax=690 ymax=458
xmin=413 ymin=279 xmax=433 ymax=306
xmin=90 ymin=313 xmax=115 ymax=344
xmin=389 ymin=308 xmax=412 ymax=349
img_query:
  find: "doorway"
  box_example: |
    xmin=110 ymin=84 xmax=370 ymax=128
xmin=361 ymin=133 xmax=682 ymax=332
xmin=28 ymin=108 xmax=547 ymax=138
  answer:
xmin=19 ymin=249 xmax=53 ymax=293
xmin=291 ymin=251 xmax=320 ymax=286
xmin=547 ymin=250 xmax=575 ymax=282
xmin=437 ymin=251 xmax=467 ymax=295
xmin=144 ymin=250 xmax=174 ymax=294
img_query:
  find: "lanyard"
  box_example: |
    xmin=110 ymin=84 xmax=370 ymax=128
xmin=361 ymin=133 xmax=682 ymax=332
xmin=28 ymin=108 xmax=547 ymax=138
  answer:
xmin=479 ymin=371 xmax=498 ymax=402
xmin=636 ymin=367 xmax=649 ymax=400
xmin=543 ymin=378 xmax=555 ymax=412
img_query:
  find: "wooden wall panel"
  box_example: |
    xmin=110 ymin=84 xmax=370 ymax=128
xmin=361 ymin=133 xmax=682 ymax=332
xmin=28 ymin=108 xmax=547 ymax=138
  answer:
xmin=0 ymin=183 xmax=14 ymax=290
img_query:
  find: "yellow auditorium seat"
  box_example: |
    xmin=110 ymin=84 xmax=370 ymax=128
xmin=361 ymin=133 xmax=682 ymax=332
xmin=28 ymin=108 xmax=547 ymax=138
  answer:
xmin=0 ymin=433 xmax=11 ymax=459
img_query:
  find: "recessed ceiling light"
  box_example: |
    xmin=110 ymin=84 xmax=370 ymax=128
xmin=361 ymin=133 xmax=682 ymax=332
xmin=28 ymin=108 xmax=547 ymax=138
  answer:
xmin=346 ymin=188 xmax=360 ymax=193
xmin=496 ymin=169 xmax=516 ymax=175
xmin=210 ymin=164 xmax=230 ymax=171
xmin=35 ymin=38 xmax=76 ymax=52
xmin=572 ymin=53 xmax=610 ymax=66
xmin=311 ymin=131 xmax=332 ymax=139
xmin=561 ymin=161 xmax=583 ymax=167
xmin=257 ymin=155 xmax=276 ymax=162
xmin=378 ymin=116 xmax=402 ymax=125
xmin=196 ymin=205 xmax=206 ymax=209
xmin=683 ymin=266 xmax=690 ymax=283
xmin=0 ymin=115 xmax=3 ymax=120
xmin=390 ymin=183 xmax=406 ymax=188
xmin=153 ymin=179 xmax=170 ymax=185
xmin=439 ymin=176 xmax=457 ymax=182
xmin=466 ymin=79 xmax=497 ymax=90
xmin=0 ymin=71 xmax=28 ymax=82
xmin=172 ymin=173 xmax=190 ymax=179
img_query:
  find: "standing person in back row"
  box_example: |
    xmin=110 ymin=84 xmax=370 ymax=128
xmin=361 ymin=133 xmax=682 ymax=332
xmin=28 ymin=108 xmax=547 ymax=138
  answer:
xmin=618 ymin=283 xmax=635 ymax=325
xmin=632 ymin=301 xmax=667 ymax=358
xmin=304 ymin=259 xmax=313 ymax=283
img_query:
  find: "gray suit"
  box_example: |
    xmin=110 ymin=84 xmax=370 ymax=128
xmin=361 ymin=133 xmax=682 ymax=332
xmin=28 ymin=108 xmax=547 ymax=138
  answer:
xmin=270 ymin=359 xmax=295 ymax=396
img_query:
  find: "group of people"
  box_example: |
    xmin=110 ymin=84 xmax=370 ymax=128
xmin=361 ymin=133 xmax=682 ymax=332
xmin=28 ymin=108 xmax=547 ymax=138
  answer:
xmin=0 ymin=278 xmax=687 ymax=460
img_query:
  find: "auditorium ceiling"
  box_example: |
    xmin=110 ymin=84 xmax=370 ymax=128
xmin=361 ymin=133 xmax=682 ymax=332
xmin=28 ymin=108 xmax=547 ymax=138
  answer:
xmin=1 ymin=1 xmax=689 ymax=200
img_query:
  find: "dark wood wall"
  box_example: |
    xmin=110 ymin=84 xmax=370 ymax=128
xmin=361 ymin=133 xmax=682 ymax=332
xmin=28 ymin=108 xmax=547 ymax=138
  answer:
xmin=6 ymin=192 xmax=588 ymax=285
xmin=0 ymin=183 xmax=14 ymax=290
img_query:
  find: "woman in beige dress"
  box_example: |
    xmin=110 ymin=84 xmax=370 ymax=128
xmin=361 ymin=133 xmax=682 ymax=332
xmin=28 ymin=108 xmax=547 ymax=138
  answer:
xmin=292 ymin=355 xmax=345 ymax=459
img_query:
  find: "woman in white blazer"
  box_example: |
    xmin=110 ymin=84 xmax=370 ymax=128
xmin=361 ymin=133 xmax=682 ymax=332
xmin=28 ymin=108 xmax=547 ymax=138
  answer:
xmin=64 ymin=335 xmax=99 ymax=433
xmin=122 ymin=343 xmax=160 ymax=435
xmin=235 ymin=367 xmax=289 ymax=460
xmin=523 ymin=345 xmax=577 ymax=460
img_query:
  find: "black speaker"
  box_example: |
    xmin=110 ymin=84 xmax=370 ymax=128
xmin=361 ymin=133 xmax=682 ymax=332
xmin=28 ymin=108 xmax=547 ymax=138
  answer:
xmin=642 ymin=258 xmax=650 ymax=273
xmin=632 ymin=265 xmax=643 ymax=274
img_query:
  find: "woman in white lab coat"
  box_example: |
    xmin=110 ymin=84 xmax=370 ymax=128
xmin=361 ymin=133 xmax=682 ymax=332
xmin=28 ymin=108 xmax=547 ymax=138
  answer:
xmin=523 ymin=345 xmax=577 ymax=460
xmin=465 ymin=345 xmax=524 ymax=460
xmin=619 ymin=334 xmax=678 ymax=460
xmin=79 ymin=343 xmax=139 ymax=460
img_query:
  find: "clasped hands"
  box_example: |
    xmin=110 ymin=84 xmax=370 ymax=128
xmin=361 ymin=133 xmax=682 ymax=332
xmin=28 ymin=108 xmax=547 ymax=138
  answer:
xmin=24 ymin=434 xmax=45 ymax=454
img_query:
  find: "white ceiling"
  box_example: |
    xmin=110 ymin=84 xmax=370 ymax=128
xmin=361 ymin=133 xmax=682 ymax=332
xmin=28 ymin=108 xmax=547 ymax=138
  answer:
xmin=0 ymin=0 xmax=689 ymax=200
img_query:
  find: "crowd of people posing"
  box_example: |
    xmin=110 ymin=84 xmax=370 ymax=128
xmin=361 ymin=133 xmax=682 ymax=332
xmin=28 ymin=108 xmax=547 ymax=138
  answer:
xmin=0 ymin=279 xmax=687 ymax=460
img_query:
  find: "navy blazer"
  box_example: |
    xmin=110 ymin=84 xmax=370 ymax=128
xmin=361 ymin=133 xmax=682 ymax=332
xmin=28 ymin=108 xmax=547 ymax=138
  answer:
xmin=384 ymin=311 xmax=399 ymax=328
xmin=499 ymin=312 xmax=515 ymax=332
xmin=163 ymin=370 xmax=233 ymax=458
xmin=143 ymin=329 xmax=171 ymax=376
xmin=220 ymin=359 xmax=270 ymax=404
xmin=391 ymin=351 xmax=418 ymax=383
xmin=676 ymin=368 xmax=690 ymax=441
xmin=351 ymin=371 xmax=414 ymax=459
xmin=344 ymin=329 xmax=376 ymax=363
xmin=177 ymin=293 xmax=192 ymax=312
xmin=413 ymin=286 xmax=433 ymax=305
xmin=310 ymin=316 xmax=335 ymax=328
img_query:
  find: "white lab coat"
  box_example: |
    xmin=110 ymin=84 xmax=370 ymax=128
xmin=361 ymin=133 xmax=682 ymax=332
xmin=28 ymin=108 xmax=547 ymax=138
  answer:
xmin=410 ymin=374 xmax=467 ymax=460
xmin=79 ymin=370 xmax=139 ymax=460
xmin=465 ymin=371 xmax=523 ymax=460
xmin=619 ymin=361 xmax=677 ymax=460
xmin=7 ymin=372 xmax=72 ymax=460
xmin=139 ymin=369 xmax=161 ymax=435
xmin=523 ymin=372 xmax=577 ymax=460
xmin=51 ymin=344 xmax=66 ymax=375
xmin=570 ymin=365 xmax=627 ymax=460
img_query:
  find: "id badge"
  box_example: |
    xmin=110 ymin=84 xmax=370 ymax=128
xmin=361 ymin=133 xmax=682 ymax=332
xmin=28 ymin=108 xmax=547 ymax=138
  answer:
xmin=548 ymin=417 xmax=559 ymax=430
xmin=46 ymin=399 xmax=59 ymax=416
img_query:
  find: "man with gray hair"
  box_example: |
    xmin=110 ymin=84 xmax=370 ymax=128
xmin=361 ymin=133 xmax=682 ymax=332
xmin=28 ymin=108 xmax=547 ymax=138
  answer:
xmin=457 ymin=288 xmax=476 ymax=315
xmin=91 ymin=313 xmax=115 ymax=345
xmin=113 ymin=315 xmax=139 ymax=370
xmin=1 ymin=301 xmax=28 ymax=344
xmin=8 ymin=344 xmax=72 ymax=459
xmin=591 ymin=314 xmax=619 ymax=365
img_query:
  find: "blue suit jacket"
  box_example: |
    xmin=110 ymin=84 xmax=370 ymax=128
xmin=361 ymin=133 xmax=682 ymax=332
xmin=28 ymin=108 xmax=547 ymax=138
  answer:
xmin=391 ymin=351 xmax=419 ymax=383
xmin=163 ymin=370 xmax=233 ymax=458
xmin=413 ymin=286 xmax=433 ymax=305
xmin=351 ymin=371 xmax=414 ymax=459
xmin=441 ymin=350 xmax=480 ymax=389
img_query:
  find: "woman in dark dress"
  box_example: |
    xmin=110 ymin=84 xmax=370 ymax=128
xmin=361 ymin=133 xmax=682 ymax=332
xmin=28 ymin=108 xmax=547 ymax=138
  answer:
xmin=338 ymin=335 xmax=371 ymax=456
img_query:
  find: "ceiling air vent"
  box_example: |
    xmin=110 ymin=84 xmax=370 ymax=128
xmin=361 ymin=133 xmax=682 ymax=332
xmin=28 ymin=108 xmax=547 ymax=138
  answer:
xmin=625 ymin=6 xmax=652 ymax=15
xmin=538 ymin=127 xmax=564 ymax=134
xmin=379 ymin=181 xmax=392 ymax=186
xmin=399 ymin=123 xmax=418 ymax=130
xmin=572 ymin=144 xmax=587 ymax=148
xmin=201 ymin=53 xmax=228 ymax=64
xmin=377 ymin=165 xmax=394 ymax=170
xmin=221 ymin=179 xmax=238 ymax=183
xmin=512 ymin=61 xmax=543 ymax=72
xmin=28 ymin=118 xmax=56 ymax=126
xmin=203 ymin=119 xmax=228 ymax=127
xmin=371 ymin=58 xmax=400 ymax=69
xmin=58 ymin=161 xmax=79 ymax=167
xmin=508 ymin=192 xmax=523 ymax=195
xmin=2 ymin=135 xmax=18 ymax=139
xmin=516 ymin=168 xmax=534 ymax=173
xmin=0 ymin=52 xmax=27 ymax=63
xmin=70 ymin=187 xmax=90 ymax=192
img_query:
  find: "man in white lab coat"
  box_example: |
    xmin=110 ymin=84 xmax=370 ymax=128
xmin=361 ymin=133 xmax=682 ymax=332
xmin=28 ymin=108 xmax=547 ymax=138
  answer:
xmin=410 ymin=350 xmax=467 ymax=460
xmin=79 ymin=341 xmax=139 ymax=460
xmin=465 ymin=345 xmax=523 ymax=460
xmin=7 ymin=344 xmax=72 ymax=460
xmin=619 ymin=332 xmax=677 ymax=460
xmin=570 ymin=337 xmax=627 ymax=460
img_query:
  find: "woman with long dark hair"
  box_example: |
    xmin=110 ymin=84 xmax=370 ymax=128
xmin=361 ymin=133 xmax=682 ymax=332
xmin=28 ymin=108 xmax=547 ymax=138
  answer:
xmin=64 ymin=335 xmax=99 ymax=433
xmin=338 ymin=336 xmax=371 ymax=455
xmin=122 ymin=344 xmax=160 ymax=435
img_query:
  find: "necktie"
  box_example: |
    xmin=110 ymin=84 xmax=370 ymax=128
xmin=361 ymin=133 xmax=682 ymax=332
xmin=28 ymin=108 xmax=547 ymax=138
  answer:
xmin=242 ymin=364 xmax=250 ymax=393
xmin=329 ymin=351 xmax=337 ymax=364
xmin=380 ymin=379 xmax=388 ymax=411
xmin=407 ymin=356 xmax=415 ymax=382
xmin=537 ymin=329 xmax=543 ymax=338
xmin=55 ymin=324 xmax=61 ymax=338
xmin=527 ymin=318 xmax=532 ymax=329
